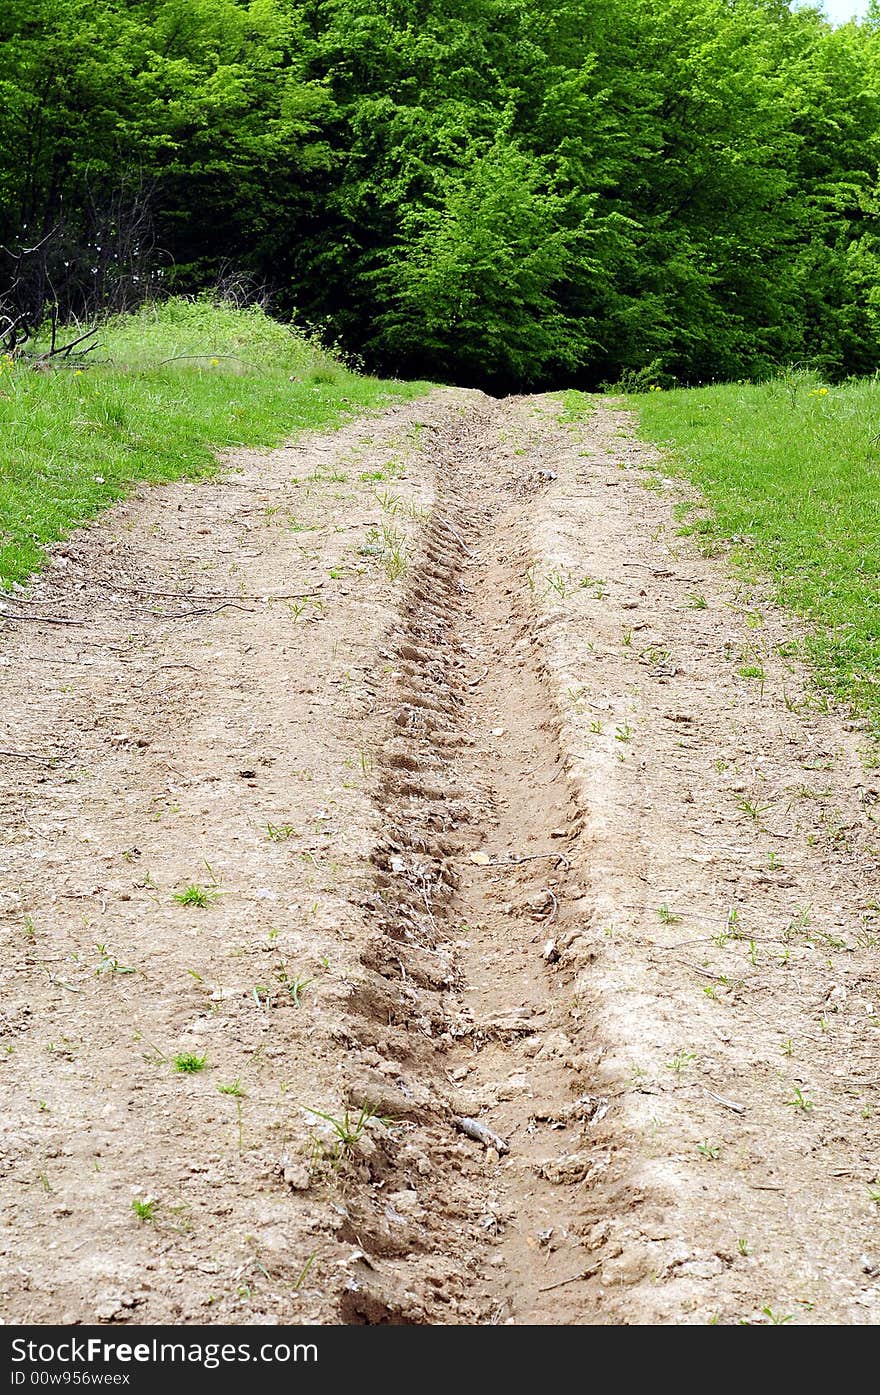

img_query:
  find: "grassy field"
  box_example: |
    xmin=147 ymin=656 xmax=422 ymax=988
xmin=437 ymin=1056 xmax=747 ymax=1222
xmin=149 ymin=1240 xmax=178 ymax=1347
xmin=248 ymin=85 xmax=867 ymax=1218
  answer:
xmin=566 ymin=373 xmax=880 ymax=739
xmin=0 ymin=297 xmax=428 ymax=587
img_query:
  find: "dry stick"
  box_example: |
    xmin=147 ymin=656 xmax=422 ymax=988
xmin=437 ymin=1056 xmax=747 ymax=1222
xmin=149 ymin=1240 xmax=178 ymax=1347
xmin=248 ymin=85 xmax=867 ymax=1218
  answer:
xmin=622 ymin=560 xmax=702 ymax=583
xmin=542 ymin=888 xmax=560 ymax=924
xmin=484 ymin=851 xmax=571 ymax=867
xmin=95 ymin=580 xmax=320 ymax=602
xmin=674 ymin=958 xmax=728 ymax=980
xmin=151 ymin=601 xmax=255 ymax=620
xmin=0 ymin=611 xmax=86 ymax=626
xmin=437 ymin=516 xmax=475 ymax=558
xmin=538 ymin=1265 xmax=599 ymax=1294
xmin=0 ymin=749 xmax=57 ymax=764
xmin=703 ymin=1087 xmax=747 ymax=1116
xmin=136 ymin=664 xmax=201 ymax=687
xmin=158 ymin=353 xmax=256 ymax=367
xmin=41 ymin=325 xmax=100 ymax=361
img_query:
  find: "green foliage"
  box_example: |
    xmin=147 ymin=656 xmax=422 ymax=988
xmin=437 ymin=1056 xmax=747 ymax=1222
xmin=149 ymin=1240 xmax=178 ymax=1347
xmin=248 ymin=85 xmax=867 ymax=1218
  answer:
xmin=584 ymin=369 xmax=880 ymax=735
xmin=0 ymin=297 xmax=425 ymax=587
xmin=1 ymin=1 xmax=880 ymax=383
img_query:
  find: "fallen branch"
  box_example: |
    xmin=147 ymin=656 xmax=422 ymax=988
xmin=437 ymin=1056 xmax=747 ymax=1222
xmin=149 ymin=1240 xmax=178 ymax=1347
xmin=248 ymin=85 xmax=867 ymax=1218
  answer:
xmin=437 ymin=517 xmax=474 ymax=558
xmin=158 ymin=353 xmax=257 ymax=368
xmin=33 ymin=325 xmax=100 ymax=362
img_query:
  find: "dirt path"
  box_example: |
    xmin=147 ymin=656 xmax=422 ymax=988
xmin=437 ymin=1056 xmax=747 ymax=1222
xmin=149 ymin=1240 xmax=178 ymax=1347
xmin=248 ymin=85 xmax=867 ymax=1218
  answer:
xmin=1 ymin=391 xmax=878 ymax=1326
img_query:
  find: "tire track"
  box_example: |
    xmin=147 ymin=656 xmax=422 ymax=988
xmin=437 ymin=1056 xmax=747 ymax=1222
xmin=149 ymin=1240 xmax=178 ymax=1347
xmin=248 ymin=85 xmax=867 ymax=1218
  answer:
xmin=338 ymin=398 xmax=606 ymax=1324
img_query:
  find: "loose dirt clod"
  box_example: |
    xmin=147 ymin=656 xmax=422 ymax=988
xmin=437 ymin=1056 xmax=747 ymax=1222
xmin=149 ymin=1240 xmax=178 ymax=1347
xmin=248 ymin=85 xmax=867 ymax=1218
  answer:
xmin=0 ymin=390 xmax=878 ymax=1326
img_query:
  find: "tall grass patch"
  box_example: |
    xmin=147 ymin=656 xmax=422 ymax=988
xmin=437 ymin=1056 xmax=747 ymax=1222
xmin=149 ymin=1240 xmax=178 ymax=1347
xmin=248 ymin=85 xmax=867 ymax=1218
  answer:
xmin=0 ymin=297 xmax=428 ymax=586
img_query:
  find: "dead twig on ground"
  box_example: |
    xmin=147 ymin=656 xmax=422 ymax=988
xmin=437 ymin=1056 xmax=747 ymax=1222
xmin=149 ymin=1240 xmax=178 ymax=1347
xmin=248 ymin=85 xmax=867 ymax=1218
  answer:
xmin=437 ymin=517 xmax=474 ymax=558
xmin=455 ymin=1117 xmax=509 ymax=1154
xmin=0 ymin=610 xmax=86 ymax=626
xmin=136 ymin=664 xmax=201 ymax=687
xmin=484 ymin=851 xmax=571 ymax=869
xmin=0 ymin=749 xmax=57 ymax=764
xmin=703 ymin=1087 xmax=747 ymax=1115
xmin=538 ymin=1265 xmax=599 ymax=1293
xmin=95 ymin=580 xmax=320 ymax=603
xmin=151 ymin=601 xmax=256 ymax=619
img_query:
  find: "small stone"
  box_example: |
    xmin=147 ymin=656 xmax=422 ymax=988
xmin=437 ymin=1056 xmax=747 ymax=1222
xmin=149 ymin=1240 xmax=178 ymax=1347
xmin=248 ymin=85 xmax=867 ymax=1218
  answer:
xmin=675 ymin=1256 xmax=725 ymax=1280
xmin=535 ymin=1030 xmax=573 ymax=1061
xmin=281 ymin=1156 xmax=311 ymax=1191
xmin=584 ymin=1219 xmax=610 ymax=1251
xmin=601 ymin=1246 xmax=651 ymax=1285
xmin=95 ymin=1297 xmax=123 ymax=1322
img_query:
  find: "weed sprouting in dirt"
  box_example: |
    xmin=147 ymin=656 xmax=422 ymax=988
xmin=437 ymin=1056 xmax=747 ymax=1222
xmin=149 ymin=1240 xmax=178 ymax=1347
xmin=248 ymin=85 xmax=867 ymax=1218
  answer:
xmin=94 ymin=943 xmax=135 ymax=976
xmin=302 ymin=1102 xmax=380 ymax=1168
xmin=666 ymin=1050 xmax=696 ymax=1074
xmin=173 ymin=883 xmax=217 ymax=908
xmin=293 ymin=1252 xmax=319 ymax=1290
xmin=266 ymin=822 xmax=296 ymax=841
xmin=285 ymin=974 xmax=312 ymax=1007
xmin=173 ymin=1053 xmax=208 ymax=1074
xmin=734 ymin=795 xmax=771 ymax=824
xmin=760 ymin=1306 xmax=793 ymax=1325
xmin=784 ymin=1086 xmax=813 ymax=1113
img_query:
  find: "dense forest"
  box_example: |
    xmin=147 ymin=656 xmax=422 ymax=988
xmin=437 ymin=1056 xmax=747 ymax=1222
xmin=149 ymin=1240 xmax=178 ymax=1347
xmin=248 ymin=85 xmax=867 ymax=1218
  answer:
xmin=1 ymin=0 xmax=879 ymax=388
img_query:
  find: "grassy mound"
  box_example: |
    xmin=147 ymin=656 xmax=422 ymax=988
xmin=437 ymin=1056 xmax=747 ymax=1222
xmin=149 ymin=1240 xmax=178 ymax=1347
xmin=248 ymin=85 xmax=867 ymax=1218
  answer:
xmin=0 ymin=296 xmax=428 ymax=586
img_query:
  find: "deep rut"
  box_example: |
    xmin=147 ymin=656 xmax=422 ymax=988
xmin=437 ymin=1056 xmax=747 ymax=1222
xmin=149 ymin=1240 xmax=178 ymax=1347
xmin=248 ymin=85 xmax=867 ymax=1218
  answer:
xmin=339 ymin=398 xmax=604 ymax=1324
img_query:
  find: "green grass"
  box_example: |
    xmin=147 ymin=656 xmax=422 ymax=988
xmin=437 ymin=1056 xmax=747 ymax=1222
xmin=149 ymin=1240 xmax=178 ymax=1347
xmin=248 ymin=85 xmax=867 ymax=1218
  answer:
xmin=0 ymin=296 xmax=428 ymax=587
xmin=173 ymin=1052 xmax=207 ymax=1074
xmin=565 ymin=374 xmax=880 ymax=737
xmin=173 ymin=883 xmax=217 ymax=909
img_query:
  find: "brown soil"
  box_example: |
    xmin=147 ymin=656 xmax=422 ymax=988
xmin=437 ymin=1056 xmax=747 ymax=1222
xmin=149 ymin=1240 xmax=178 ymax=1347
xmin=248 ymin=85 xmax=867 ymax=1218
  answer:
xmin=1 ymin=390 xmax=878 ymax=1326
